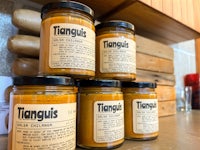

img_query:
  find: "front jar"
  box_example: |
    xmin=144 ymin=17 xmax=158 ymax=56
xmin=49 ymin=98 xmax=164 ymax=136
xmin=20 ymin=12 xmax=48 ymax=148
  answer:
xmin=39 ymin=1 xmax=95 ymax=78
xmin=95 ymin=20 xmax=136 ymax=81
xmin=77 ymin=80 xmax=124 ymax=149
xmin=8 ymin=76 xmax=77 ymax=150
xmin=122 ymin=82 xmax=159 ymax=140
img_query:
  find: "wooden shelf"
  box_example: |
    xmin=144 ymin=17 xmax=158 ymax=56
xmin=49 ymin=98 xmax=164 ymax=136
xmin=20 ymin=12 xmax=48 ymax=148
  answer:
xmin=2 ymin=111 xmax=200 ymax=150
xmin=31 ymin=0 xmax=200 ymax=45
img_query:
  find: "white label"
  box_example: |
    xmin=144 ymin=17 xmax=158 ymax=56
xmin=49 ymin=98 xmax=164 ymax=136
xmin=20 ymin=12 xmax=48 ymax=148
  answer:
xmin=12 ymin=103 xmax=76 ymax=150
xmin=49 ymin=23 xmax=95 ymax=71
xmin=93 ymin=100 xmax=124 ymax=143
xmin=100 ymin=37 xmax=136 ymax=73
xmin=133 ymin=99 xmax=158 ymax=134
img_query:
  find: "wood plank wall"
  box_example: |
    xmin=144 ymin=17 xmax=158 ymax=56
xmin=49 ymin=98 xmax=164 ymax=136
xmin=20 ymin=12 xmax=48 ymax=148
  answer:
xmin=196 ymin=38 xmax=200 ymax=73
xmin=139 ymin=0 xmax=200 ymax=33
xmin=135 ymin=35 xmax=176 ymax=117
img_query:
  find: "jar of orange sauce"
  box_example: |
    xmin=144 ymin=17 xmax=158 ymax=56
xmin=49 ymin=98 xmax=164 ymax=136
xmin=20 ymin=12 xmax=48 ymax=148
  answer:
xmin=95 ymin=20 xmax=136 ymax=81
xmin=8 ymin=76 xmax=77 ymax=150
xmin=122 ymin=82 xmax=159 ymax=140
xmin=77 ymin=79 xmax=124 ymax=149
xmin=39 ymin=1 xmax=95 ymax=78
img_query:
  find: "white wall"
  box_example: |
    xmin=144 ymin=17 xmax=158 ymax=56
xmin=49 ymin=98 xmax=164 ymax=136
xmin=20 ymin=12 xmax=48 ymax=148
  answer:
xmin=0 ymin=0 xmax=16 ymax=76
xmin=171 ymin=40 xmax=196 ymax=110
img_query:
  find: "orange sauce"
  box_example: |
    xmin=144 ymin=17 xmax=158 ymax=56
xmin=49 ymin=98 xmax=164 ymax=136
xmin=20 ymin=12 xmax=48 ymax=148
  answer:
xmin=96 ymin=21 xmax=136 ymax=81
xmin=122 ymin=82 xmax=158 ymax=140
xmin=77 ymin=80 xmax=124 ymax=149
xmin=39 ymin=2 xmax=95 ymax=78
xmin=8 ymin=77 xmax=77 ymax=150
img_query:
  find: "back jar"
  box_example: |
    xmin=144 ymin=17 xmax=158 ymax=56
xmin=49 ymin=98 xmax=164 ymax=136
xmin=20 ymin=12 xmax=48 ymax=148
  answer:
xmin=95 ymin=20 xmax=136 ymax=81
xmin=122 ymin=82 xmax=159 ymax=140
xmin=39 ymin=1 xmax=95 ymax=78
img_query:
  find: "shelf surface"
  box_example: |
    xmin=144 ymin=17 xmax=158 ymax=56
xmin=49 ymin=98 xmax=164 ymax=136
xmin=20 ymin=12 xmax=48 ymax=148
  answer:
xmin=2 ymin=111 xmax=200 ymax=150
xmin=31 ymin=0 xmax=200 ymax=45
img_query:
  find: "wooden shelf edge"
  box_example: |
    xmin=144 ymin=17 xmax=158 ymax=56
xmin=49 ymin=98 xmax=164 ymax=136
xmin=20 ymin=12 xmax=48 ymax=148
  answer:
xmin=98 ymin=1 xmax=200 ymax=45
xmin=30 ymin=0 xmax=200 ymax=45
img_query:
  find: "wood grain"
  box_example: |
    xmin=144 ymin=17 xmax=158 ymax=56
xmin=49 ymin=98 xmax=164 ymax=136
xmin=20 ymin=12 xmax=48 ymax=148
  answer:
xmin=7 ymin=35 xmax=40 ymax=57
xmin=136 ymin=52 xmax=174 ymax=73
xmin=172 ymin=0 xmax=181 ymax=21
xmin=156 ymin=85 xmax=176 ymax=101
xmin=180 ymin=0 xmax=188 ymax=26
xmin=12 ymin=9 xmax=41 ymax=34
xmin=158 ymin=100 xmax=176 ymax=117
xmin=4 ymin=111 xmax=200 ymax=149
xmin=193 ymin=0 xmax=200 ymax=32
xmin=30 ymin=0 xmax=200 ymax=44
xmin=136 ymin=34 xmax=174 ymax=60
xmin=136 ymin=69 xmax=175 ymax=86
xmin=31 ymin=0 xmax=127 ymax=19
xmin=186 ymin=0 xmax=195 ymax=30
xmin=162 ymin=0 xmax=173 ymax=17
xmin=11 ymin=58 xmax=39 ymax=76
xmin=195 ymin=38 xmax=200 ymax=73
xmin=139 ymin=0 xmax=151 ymax=6
xmin=151 ymin=0 xmax=162 ymax=12
xmin=100 ymin=1 xmax=200 ymax=44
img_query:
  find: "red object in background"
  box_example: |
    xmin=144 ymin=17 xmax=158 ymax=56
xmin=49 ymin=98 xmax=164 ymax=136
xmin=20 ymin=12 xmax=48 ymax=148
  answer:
xmin=184 ymin=73 xmax=200 ymax=109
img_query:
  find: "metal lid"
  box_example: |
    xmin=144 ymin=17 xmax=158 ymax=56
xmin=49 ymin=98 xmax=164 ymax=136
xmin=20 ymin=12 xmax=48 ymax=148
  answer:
xmin=13 ymin=76 xmax=75 ymax=86
xmin=95 ymin=20 xmax=135 ymax=31
xmin=77 ymin=79 xmax=121 ymax=87
xmin=41 ymin=1 xmax=94 ymax=19
xmin=121 ymin=81 xmax=157 ymax=88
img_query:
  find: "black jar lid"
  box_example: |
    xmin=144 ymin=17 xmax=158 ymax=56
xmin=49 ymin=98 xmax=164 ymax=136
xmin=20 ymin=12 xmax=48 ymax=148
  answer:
xmin=13 ymin=76 xmax=75 ymax=86
xmin=77 ymin=79 xmax=121 ymax=87
xmin=95 ymin=20 xmax=135 ymax=32
xmin=121 ymin=81 xmax=157 ymax=88
xmin=41 ymin=1 xmax=94 ymax=19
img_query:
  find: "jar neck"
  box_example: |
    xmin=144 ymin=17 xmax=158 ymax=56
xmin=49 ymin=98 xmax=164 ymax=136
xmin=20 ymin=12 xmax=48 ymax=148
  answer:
xmin=42 ymin=9 xmax=94 ymax=23
xmin=122 ymin=87 xmax=155 ymax=94
xmin=96 ymin=26 xmax=135 ymax=36
xmin=79 ymin=87 xmax=122 ymax=93
xmin=13 ymin=85 xmax=78 ymax=93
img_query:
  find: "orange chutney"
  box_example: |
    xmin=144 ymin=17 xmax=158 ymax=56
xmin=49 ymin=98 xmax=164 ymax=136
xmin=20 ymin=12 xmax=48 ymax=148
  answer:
xmin=96 ymin=21 xmax=136 ymax=81
xmin=39 ymin=2 xmax=95 ymax=78
xmin=77 ymin=80 xmax=124 ymax=149
xmin=122 ymin=82 xmax=159 ymax=140
xmin=8 ymin=76 xmax=77 ymax=150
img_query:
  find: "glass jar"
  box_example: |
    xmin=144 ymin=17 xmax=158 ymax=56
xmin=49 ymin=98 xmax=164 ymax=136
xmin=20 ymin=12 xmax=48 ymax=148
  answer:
xmin=95 ymin=20 xmax=136 ymax=81
xmin=39 ymin=1 xmax=95 ymax=78
xmin=8 ymin=76 xmax=77 ymax=150
xmin=122 ymin=82 xmax=158 ymax=140
xmin=77 ymin=80 xmax=124 ymax=149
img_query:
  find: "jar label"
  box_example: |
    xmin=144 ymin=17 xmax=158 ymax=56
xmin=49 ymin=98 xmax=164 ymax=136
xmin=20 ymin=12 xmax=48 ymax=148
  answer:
xmin=132 ymin=99 xmax=158 ymax=134
xmin=100 ymin=37 xmax=136 ymax=73
xmin=49 ymin=23 xmax=95 ymax=71
xmin=93 ymin=100 xmax=124 ymax=143
xmin=11 ymin=103 xmax=76 ymax=150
